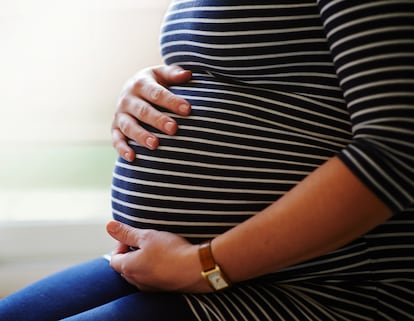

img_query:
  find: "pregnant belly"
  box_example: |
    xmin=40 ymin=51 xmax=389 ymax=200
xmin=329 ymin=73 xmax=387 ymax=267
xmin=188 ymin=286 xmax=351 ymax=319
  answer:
xmin=111 ymin=74 xmax=351 ymax=243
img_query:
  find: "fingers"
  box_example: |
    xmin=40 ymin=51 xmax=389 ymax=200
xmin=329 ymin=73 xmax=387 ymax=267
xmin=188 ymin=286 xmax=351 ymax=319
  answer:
xmin=120 ymin=273 xmax=159 ymax=292
xmin=111 ymin=65 xmax=192 ymax=160
xmin=130 ymin=76 xmax=191 ymax=117
xmin=110 ymin=251 xmax=137 ymax=282
xmin=107 ymin=223 xmax=148 ymax=289
xmin=111 ymin=110 xmax=160 ymax=160
xmin=113 ymin=241 xmax=130 ymax=255
xmin=106 ymin=222 xmax=140 ymax=281
xmin=111 ymin=128 xmax=137 ymax=162
xmin=153 ymin=64 xmax=193 ymax=87
xmin=106 ymin=221 xmax=141 ymax=247
xmin=106 ymin=221 xmax=209 ymax=292
xmin=119 ymin=95 xmax=179 ymax=137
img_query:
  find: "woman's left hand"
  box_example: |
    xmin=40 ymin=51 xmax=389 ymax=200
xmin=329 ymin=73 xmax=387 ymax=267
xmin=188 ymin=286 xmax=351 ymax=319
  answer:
xmin=106 ymin=221 xmax=212 ymax=293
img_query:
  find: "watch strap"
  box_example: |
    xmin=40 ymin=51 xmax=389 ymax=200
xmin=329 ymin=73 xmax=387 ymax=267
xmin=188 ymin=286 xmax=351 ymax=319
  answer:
xmin=198 ymin=240 xmax=232 ymax=291
xmin=199 ymin=240 xmax=216 ymax=271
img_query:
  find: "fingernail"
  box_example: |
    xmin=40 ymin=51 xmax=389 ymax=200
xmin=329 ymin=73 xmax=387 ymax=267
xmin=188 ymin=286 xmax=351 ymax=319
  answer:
xmin=164 ymin=121 xmax=175 ymax=133
xmin=174 ymin=69 xmax=187 ymax=76
xmin=146 ymin=136 xmax=156 ymax=149
xmin=179 ymin=104 xmax=190 ymax=115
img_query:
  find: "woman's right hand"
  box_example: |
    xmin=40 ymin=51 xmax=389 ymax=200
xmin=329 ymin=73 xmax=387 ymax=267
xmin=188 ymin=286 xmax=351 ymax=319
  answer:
xmin=112 ymin=65 xmax=192 ymax=161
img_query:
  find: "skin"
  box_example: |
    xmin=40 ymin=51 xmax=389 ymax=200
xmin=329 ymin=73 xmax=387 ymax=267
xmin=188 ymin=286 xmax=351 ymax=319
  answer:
xmin=107 ymin=65 xmax=392 ymax=294
xmin=111 ymin=65 xmax=192 ymax=162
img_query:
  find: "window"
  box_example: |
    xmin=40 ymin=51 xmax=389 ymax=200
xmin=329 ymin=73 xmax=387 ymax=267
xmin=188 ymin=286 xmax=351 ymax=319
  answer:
xmin=0 ymin=0 xmax=170 ymax=296
xmin=0 ymin=0 xmax=169 ymax=223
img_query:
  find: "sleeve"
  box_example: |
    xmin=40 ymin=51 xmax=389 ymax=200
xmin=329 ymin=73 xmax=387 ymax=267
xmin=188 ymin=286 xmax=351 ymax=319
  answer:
xmin=316 ymin=0 xmax=414 ymax=213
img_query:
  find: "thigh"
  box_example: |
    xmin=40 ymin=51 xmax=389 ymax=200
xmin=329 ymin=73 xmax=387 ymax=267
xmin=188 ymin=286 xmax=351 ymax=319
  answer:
xmin=62 ymin=292 xmax=197 ymax=321
xmin=0 ymin=257 xmax=137 ymax=321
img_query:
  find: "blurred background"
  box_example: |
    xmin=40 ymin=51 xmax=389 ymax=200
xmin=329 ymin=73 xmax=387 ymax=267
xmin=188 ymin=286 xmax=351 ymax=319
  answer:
xmin=0 ymin=0 xmax=169 ymax=296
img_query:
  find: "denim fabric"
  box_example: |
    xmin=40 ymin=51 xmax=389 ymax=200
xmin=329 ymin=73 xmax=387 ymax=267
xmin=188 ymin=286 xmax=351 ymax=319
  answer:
xmin=0 ymin=258 xmax=195 ymax=321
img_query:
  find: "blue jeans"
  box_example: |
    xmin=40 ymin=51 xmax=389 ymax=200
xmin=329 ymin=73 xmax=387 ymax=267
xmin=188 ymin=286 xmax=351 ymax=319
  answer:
xmin=0 ymin=258 xmax=196 ymax=321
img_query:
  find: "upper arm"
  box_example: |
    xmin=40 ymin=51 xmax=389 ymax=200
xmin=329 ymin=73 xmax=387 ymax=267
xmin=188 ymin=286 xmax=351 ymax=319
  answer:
xmin=317 ymin=0 xmax=414 ymax=212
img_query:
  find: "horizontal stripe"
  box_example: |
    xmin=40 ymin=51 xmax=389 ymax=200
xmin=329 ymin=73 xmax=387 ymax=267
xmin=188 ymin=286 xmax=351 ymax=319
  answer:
xmin=111 ymin=1 xmax=414 ymax=319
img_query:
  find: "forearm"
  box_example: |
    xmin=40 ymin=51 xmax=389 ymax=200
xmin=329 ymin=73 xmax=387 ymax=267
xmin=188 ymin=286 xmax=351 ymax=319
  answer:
xmin=212 ymin=156 xmax=392 ymax=283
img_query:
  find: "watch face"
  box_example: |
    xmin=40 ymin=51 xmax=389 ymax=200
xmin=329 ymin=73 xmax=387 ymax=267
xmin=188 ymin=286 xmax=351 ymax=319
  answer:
xmin=208 ymin=271 xmax=229 ymax=290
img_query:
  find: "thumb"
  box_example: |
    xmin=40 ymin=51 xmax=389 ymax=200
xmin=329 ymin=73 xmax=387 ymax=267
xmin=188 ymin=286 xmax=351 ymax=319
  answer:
xmin=171 ymin=68 xmax=192 ymax=83
xmin=156 ymin=65 xmax=192 ymax=84
xmin=106 ymin=221 xmax=139 ymax=248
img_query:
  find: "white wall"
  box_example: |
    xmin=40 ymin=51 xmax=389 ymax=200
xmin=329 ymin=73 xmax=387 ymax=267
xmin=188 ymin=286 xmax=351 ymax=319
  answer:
xmin=0 ymin=0 xmax=170 ymax=144
xmin=0 ymin=0 xmax=171 ymax=297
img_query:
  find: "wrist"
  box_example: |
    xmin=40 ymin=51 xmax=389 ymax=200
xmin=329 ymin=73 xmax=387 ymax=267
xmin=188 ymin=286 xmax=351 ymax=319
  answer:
xmin=178 ymin=244 xmax=212 ymax=293
xmin=198 ymin=240 xmax=232 ymax=291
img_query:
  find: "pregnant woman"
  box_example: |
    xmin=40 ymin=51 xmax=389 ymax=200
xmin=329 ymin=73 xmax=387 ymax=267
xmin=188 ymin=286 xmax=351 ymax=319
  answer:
xmin=1 ymin=1 xmax=413 ymax=320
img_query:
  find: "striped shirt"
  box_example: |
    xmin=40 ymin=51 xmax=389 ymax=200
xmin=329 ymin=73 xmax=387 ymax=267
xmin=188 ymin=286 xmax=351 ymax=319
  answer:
xmin=112 ymin=1 xmax=414 ymax=319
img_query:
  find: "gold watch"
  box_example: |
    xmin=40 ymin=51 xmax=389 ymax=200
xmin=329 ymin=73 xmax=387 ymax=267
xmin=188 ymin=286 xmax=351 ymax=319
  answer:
xmin=199 ymin=240 xmax=231 ymax=291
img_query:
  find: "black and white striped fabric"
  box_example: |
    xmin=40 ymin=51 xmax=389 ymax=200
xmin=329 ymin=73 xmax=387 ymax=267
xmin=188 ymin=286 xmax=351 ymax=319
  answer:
xmin=112 ymin=0 xmax=414 ymax=319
